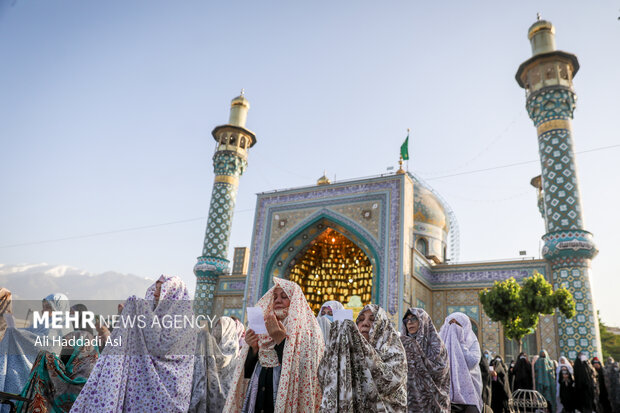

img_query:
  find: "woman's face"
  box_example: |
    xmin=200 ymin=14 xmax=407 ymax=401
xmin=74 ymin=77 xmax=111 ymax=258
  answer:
xmin=273 ymin=287 xmax=290 ymax=311
xmin=404 ymin=314 xmax=420 ymax=335
xmin=320 ymin=306 xmax=333 ymax=316
xmin=153 ymin=280 xmax=164 ymax=303
xmin=561 ymin=370 xmax=570 ymax=381
xmin=356 ymin=309 xmax=374 ymax=341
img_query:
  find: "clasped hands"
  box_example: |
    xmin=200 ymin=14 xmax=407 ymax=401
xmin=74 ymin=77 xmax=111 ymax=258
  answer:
xmin=245 ymin=311 xmax=287 ymax=355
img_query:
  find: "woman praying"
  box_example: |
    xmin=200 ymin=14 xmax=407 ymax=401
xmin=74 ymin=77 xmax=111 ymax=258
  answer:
xmin=70 ymin=275 xmax=197 ymax=413
xmin=316 ymin=300 xmax=344 ymax=344
xmin=319 ymin=303 xmax=407 ymax=412
xmin=399 ymin=308 xmax=450 ymax=412
xmin=439 ymin=312 xmax=483 ymax=413
xmin=189 ymin=316 xmax=243 ymax=413
xmin=224 ymin=278 xmax=324 ymax=413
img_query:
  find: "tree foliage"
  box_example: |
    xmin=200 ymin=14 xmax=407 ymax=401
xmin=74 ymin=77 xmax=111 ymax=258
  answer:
xmin=599 ymin=312 xmax=620 ymax=361
xmin=479 ymin=272 xmax=575 ymax=350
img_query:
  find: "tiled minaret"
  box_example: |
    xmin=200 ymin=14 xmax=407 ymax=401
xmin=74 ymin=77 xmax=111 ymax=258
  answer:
xmin=516 ymin=18 xmax=601 ymax=358
xmin=194 ymin=92 xmax=256 ymax=316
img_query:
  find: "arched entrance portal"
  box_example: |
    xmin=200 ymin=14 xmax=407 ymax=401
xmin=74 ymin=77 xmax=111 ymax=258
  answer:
xmin=287 ymin=227 xmax=373 ymax=313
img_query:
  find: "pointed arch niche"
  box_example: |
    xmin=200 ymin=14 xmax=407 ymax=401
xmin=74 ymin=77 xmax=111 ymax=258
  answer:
xmin=263 ymin=215 xmax=382 ymax=312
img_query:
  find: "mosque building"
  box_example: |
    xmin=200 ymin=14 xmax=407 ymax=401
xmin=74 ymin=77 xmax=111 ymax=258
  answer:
xmin=192 ymin=18 xmax=602 ymax=361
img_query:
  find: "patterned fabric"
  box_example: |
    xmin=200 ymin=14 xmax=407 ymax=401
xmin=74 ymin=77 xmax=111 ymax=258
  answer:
xmin=69 ymin=275 xmax=196 ymax=413
xmin=318 ymin=304 xmax=407 ymax=413
xmin=224 ymin=278 xmax=325 ymax=413
xmin=1 ymin=293 xmax=71 ymax=410
xmin=534 ymin=350 xmax=556 ymax=411
xmin=439 ymin=312 xmax=482 ymax=413
xmin=15 ymin=331 xmax=99 ymax=413
xmin=189 ymin=317 xmax=242 ymax=413
xmin=399 ymin=308 xmax=450 ymax=413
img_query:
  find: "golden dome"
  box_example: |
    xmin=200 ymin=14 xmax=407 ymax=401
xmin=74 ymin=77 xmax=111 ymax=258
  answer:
xmin=231 ymin=90 xmax=250 ymax=109
xmin=528 ymin=19 xmax=555 ymax=40
xmin=413 ymin=181 xmax=449 ymax=232
xmin=317 ymin=173 xmax=331 ymax=186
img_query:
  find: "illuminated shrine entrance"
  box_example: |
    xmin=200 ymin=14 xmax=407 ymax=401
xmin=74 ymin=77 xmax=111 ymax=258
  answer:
xmin=288 ymin=228 xmax=373 ymax=313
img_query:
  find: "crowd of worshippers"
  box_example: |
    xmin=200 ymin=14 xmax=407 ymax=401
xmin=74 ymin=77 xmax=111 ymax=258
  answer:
xmin=1 ymin=282 xmax=619 ymax=413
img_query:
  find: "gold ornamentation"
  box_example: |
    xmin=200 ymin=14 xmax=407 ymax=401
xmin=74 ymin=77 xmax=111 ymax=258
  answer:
xmin=537 ymin=119 xmax=571 ymax=135
xmin=214 ymin=175 xmax=239 ymax=185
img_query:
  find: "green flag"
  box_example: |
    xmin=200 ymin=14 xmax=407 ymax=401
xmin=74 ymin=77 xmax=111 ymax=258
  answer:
xmin=400 ymin=133 xmax=409 ymax=161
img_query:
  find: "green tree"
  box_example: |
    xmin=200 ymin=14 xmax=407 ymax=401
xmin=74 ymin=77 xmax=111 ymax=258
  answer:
xmin=479 ymin=272 xmax=575 ymax=353
xmin=599 ymin=312 xmax=620 ymax=361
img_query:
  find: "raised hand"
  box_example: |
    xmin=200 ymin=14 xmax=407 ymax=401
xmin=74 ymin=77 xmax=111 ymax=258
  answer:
xmin=265 ymin=312 xmax=287 ymax=344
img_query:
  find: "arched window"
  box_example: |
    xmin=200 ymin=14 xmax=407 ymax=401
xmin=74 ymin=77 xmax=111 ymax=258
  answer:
xmin=415 ymin=238 xmax=428 ymax=256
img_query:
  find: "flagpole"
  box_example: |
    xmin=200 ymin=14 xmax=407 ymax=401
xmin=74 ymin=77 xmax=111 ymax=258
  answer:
xmin=406 ymin=128 xmax=410 ymax=172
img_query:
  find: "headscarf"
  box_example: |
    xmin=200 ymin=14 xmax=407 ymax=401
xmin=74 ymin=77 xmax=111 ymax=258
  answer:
xmin=70 ymin=275 xmax=197 ymax=413
xmin=439 ymin=312 xmax=483 ymax=413
xmin=318 ymin=304 xmax=407 ymax=412
xmin=317 ymin=300 xmax=344 ymax=344
xmin=0 ymin=288 xmax=12 ymax=342
xmin=189 ymin=318 xmax=243 ymax=413
xmin=512 ymin=352 xmax=533 ymax=391
xmin=317 ymin=301 xmax=344 ymax=319
xmin=0 ymin=293 xmax=71 ymax=403
xmin=399 ymin=308 xmax=450 ymax=412
xmin=534 ymin=350 xmax=556 ymax=411
xmin=224 ymin=278 xmax=325 ymax=413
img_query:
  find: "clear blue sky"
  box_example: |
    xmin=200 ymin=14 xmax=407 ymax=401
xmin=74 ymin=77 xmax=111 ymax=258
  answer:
xmin=1 ymin=1 xmax=618 ymax=324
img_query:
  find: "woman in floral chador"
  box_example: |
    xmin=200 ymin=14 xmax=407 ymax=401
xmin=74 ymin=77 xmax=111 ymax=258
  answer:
xmin=318 ymin=304 xmax=407 ymax=413
xmin=400 ymin=307 xmax=450 ymax=413
xmin=224 ymin=278 xmax=324 ymax=413
xmin=69 ymin=275 xmax=196 ymax=413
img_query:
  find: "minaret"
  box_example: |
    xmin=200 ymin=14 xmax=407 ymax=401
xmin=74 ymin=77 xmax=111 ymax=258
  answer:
xmin=516 ymin=18 xmax=601 ymax=358
xmin=193 ymin=92 xmax=256 ymax=316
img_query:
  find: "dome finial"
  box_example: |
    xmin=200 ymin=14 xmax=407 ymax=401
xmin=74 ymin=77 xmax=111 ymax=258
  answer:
xmin=536 ymin=12 xmax=541 ymax=21
xmin=317 ymin=170 xmax=331 ymax=185
xmin=229 ymin=91 xmax=250 ymax=127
